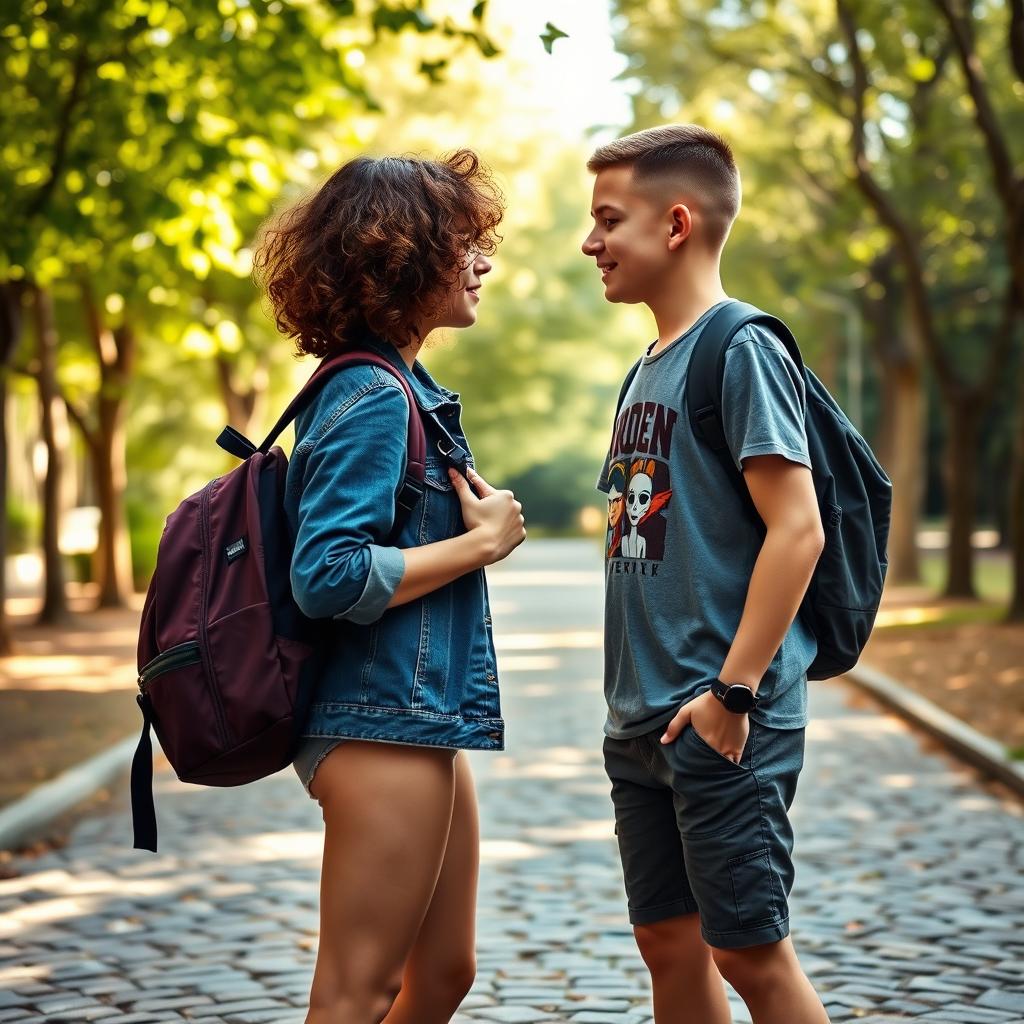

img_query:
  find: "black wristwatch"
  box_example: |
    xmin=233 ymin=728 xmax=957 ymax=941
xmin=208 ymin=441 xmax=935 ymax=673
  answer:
xmin=710 ymin=678 xmax=759 ymax=714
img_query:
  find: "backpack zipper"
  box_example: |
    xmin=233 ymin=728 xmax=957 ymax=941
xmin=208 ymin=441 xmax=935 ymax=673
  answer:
xmin=198 ymin=482 xmax=230 ymax=747
xmin=137 ymin=640 xmax=202 ymax=694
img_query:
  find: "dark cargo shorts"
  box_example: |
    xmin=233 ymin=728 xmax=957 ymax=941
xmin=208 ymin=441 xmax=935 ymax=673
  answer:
xmin=603 ymin=715 xmax=805 ymax=950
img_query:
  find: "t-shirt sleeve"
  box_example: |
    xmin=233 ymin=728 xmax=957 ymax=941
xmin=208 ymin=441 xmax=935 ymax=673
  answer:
xmin=720 ymin=325 xmax=811 ymax=473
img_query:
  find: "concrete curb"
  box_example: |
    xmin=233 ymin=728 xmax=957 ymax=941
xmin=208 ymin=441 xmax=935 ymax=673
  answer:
xmin=0 ymin=730 xmax=160 ymax=853
xmin=846 ymin=663 xmax=1024 ymax=797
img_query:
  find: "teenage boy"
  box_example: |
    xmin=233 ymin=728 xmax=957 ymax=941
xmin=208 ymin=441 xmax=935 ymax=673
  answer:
xmin=584 ymin=124 xmax=831 ymax=1024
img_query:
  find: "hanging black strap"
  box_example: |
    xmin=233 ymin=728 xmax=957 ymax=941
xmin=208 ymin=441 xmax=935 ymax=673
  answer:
xmin=216 ymin=425 xmax=257 ymax=461
xmin=131 ymin=694 xmax=158 ymax=852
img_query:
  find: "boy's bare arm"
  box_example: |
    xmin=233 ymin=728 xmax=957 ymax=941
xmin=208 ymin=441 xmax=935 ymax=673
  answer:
xmin=718 ymin=454 xmax=825 ymax=692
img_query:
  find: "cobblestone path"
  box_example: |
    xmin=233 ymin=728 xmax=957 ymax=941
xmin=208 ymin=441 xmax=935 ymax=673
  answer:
xmin=1 ymin=541 xmax=1022 ymax=1024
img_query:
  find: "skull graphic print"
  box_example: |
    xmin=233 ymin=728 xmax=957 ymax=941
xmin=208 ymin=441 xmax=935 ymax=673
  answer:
xmin=620 ymin=457 xmax=672 ymax=560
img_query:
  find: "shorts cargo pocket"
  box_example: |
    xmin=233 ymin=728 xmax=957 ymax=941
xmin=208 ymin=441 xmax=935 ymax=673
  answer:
xmin=728 ymin=847 xmax=781 ymax=928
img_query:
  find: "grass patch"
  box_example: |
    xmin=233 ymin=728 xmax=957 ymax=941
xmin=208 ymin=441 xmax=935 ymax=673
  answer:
xmin=919 ymin=550 xmax=1011 ymax=603
xmin=876 ymin=602 xmax=1007 ymax=632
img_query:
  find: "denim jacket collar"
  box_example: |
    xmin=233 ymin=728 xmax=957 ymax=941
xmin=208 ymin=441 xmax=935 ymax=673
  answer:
xmin=357 ymin=335 xmax=460 ymax=412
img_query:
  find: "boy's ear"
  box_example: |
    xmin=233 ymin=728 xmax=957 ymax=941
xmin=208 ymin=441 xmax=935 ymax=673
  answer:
xmin=667 ymin=204 xmax=692 ymax=251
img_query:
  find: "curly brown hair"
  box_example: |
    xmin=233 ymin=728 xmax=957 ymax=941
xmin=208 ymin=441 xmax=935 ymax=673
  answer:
xmin=254 ymin=150 xmax=504 ymax=358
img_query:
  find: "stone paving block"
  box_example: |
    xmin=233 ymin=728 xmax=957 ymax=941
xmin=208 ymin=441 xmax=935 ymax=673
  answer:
xmin=977 ymin=989 xmax=1024 ymax=1013
xmin=49 ymin=1006 xmax=120 ymax=1021
xmin=34 ymin=994 xmax=108 ymax=1015
xmin=188 ymin=999 xmax=293 ymax=1018
xmin=568 ymin=1014 xmax=648 ymax=1024
xmin=94 ymin=1016 xmax=188 ymax=1024
xmin=918 ymin=1011 xmax=1021 ymax=1024
xmin=128 ymin=994 xmax=216 ymax=1013
xmin=224 ymin=1013 xmax=306 ymax=1024
xmin=469 ymin=1009 xmax=562 ymax=1023
xmin=3 ymin=543 xmax=1024 ymax=1022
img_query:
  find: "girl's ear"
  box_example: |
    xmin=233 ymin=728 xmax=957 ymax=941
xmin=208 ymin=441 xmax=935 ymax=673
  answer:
xmin=667 ymin=204 xmax=692 ymax=250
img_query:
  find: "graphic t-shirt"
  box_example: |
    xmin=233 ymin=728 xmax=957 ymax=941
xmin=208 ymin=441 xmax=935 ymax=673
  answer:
xmin=597 ymin=301 xmax=817 ymax=738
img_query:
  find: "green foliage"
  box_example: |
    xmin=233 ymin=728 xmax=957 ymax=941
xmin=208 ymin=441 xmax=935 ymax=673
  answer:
xmin=5 ymin=499 xmax=38 ymax=555
xmin=255 ymin=22 xmax=653 ymax=525
xmin=540 ymin=22 xmax=568 ymax=54
xmin=609 ymin=0 xmax=1023 ymax=466
xmin=504 ymin=456 xmax=605 ymax=535
xmin=126 ymin=492 xmax=165 ymax=590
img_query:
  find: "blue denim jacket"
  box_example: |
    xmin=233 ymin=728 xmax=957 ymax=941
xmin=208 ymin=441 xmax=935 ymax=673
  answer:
xmin=283 ymin=339 xmax=504 ymax=751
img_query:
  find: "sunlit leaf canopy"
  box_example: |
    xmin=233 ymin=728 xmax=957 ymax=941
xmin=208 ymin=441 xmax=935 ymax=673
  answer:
xmin=4 ymin=0 xmax=1023 ymax=589
xmin=612 ymin=0 xmax=1023 ymax=384
xmin=1 ymin=0 xmax=642 ymax=559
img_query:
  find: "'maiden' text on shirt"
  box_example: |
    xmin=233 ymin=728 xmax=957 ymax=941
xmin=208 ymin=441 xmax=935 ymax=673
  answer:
xmin=609 ymin=401 xmax=678 ymax=460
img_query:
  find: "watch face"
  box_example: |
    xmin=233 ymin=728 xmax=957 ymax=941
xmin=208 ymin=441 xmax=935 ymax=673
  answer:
xmin=724 ymin=686 xmax=755 ymax=713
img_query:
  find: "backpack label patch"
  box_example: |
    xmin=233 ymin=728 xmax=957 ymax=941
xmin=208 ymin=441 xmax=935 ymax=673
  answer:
xmin=225 ymin=536 xmax=248 ymax=563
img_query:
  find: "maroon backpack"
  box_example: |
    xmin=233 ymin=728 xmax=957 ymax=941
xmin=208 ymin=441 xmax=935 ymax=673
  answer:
xmin=130 ymin=352 xmax=426 ymax=852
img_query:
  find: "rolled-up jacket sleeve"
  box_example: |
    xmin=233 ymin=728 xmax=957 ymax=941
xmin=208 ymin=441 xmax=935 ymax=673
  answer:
xmin=290 ymin=382 xmax=409 ymax=625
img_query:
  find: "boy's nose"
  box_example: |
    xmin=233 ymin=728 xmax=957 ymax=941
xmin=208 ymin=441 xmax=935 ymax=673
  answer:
xmin=582 ymin=235 xmax=602 ymax=256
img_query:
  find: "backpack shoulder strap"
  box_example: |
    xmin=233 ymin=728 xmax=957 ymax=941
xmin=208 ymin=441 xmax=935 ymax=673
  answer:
xmin=598 ymin=357 xmax=643 ymax=488
xmin=686 ymin=301 xmax=805 ymax=518
xmin=615 ymin=357 xmax=643 ymax=421
xmin=259 ymin=350 xmax=425 ymax=466
xmin=216 ymin=350 xmax=427 ymax=540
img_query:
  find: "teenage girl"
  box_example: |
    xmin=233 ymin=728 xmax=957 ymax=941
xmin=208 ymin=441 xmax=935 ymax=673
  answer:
xmin=255 ymin=150 xmax=525 ymax=1024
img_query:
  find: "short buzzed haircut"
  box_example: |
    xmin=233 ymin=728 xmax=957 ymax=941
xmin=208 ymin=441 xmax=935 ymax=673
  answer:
xmin=587 ymin=125 xmax=741 ymax=250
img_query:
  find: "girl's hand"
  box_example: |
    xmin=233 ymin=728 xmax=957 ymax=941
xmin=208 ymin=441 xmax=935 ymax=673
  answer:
xmin=449 ymin=467 xmax=526 ymax=565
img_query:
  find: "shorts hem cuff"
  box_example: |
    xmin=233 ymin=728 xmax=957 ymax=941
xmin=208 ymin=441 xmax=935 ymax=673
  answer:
xmin=701 ymin=916 xmax=790 ymax=949
xmin=628 ymin=899 xmax=700 ymax=926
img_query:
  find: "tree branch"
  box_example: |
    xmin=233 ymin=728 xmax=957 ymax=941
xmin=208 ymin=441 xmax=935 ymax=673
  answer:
xmin=1010 ymin=0 xmax=1024 ymax=84
xmin=25 ymin=45 xmax=90 ymax=221
xmin=980 ymin=278 xmax=1022 ymax=404
xmin=80 ymin=279 xmax=118 ymax=370
xmin=57 ymin=382 xmax=98 ymax=454
xmin=835 ymin=0 xmax=956 ymax=390
xmin=930 ymin=0 xmax=1016 ymax=209
xmin=11 ymin=336 xmax=99 ymax=449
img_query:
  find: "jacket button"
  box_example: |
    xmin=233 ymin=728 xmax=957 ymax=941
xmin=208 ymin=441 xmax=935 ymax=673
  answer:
xmin=484 ymin=615 xmax=492 ymax=625
xmin=486 ymin=673 xmax=496 ymax=682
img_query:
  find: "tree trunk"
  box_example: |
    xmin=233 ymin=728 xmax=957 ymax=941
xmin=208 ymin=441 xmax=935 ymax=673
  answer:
xmin=214 ymin=351 xmax=267 ymax=439
xmin=0 ymin=283 xmax=26 ymax=654
xmin=31 ymin=286 xmax=71 ymax=626
xmin=885 ymin=362 xmax=926 ymax=584
xmin=864 ymin=253 xmax=924 ymax=584
xmin=1008 ymin=363 xmax=1024 ymax=621
xmin=94 ymin=323 xmax=135 ymax=608
xmin=943 ymin=398 xmax=981 ymax=598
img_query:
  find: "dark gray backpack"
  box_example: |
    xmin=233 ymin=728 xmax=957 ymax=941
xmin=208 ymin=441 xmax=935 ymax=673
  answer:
xmin=615 ymin=300 xmax=892 ymax=679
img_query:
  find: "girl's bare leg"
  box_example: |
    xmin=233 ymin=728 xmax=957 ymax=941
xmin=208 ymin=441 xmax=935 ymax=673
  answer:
xmin=305 ymin=741 xmax=458 ymax=1024
xmin=384 ymin=751 xmax=481 ymax=1023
